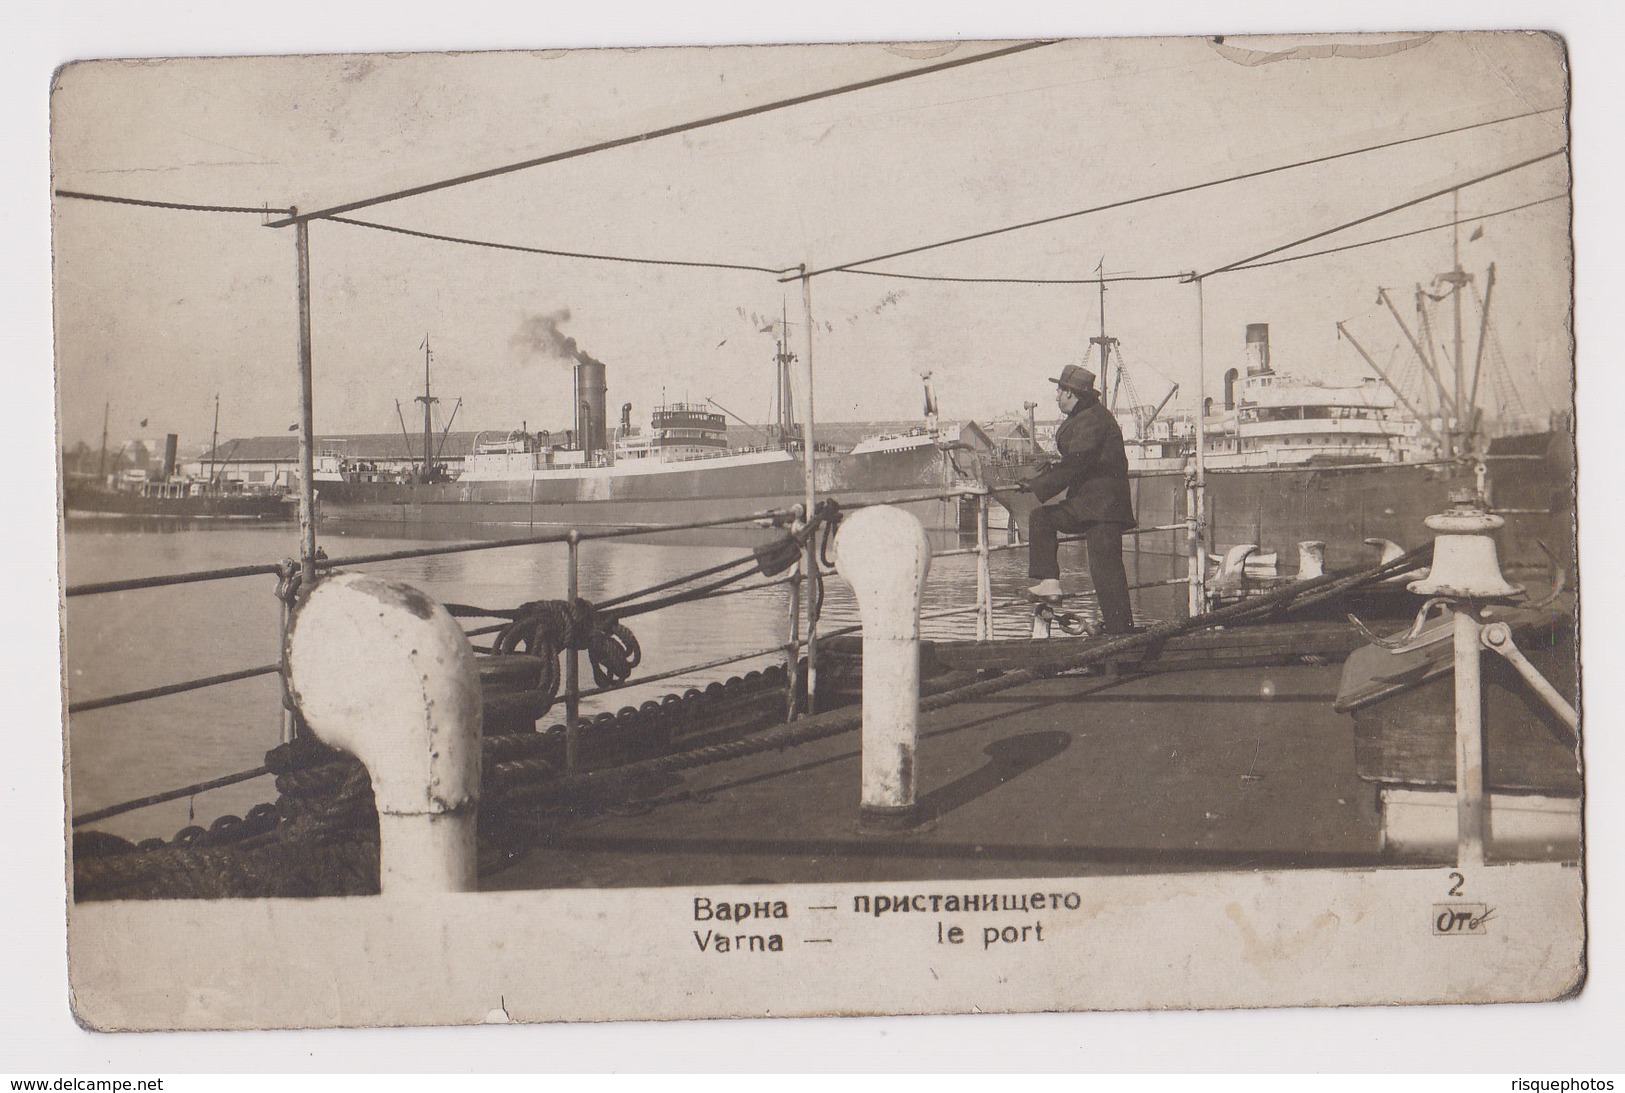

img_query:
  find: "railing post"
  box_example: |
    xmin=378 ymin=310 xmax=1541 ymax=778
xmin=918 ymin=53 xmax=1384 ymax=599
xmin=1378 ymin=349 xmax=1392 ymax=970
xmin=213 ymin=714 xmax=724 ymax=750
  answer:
xmin=285 ymin=571 xmax=482 ymax=894
xmin=566 ymin=529 xmax=581 ymax=772
xmin=785 ymin=542 xmax=802 ymax=723
xmin=292 ymin=210 xmax=319 ymax=591
xmin=832 ymin=505 xmax=931 ymax=829
xmin=274 ymin=557 xmax=302 ymax=744
xmin=976 ymin=491 xmax=992 ymax=642
xmin=278 ymin=593 xmax=295 ymax=745
xmin=799 ymin=270 xmax=820 ymax=717
xmin=1185 ymin=473 xmax=1205 ymax=617
xmin=1449 ymin=605 xmax=1488 ymax=866
xmin=805 ymin=531 xmax=819 ymax=716
xmin=1188 ymin=273 xmax=1208 ymax=619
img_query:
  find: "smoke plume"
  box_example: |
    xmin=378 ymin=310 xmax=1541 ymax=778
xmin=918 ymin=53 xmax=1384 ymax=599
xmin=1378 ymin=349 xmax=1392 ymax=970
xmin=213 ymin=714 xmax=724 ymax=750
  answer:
xmin=511 ymin=308 xmax=604 ymax=367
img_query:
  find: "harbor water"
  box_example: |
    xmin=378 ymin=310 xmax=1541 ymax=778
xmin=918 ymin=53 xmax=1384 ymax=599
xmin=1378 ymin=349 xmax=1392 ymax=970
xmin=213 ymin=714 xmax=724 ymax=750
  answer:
xmin=63 ymin=518 xmax=1186 ymax=842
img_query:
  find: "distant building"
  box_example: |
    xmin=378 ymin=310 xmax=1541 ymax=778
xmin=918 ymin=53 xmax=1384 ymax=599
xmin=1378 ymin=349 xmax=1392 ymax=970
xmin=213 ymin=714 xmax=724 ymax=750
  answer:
xmin=196 ymin=431 xmax=498 ymax=488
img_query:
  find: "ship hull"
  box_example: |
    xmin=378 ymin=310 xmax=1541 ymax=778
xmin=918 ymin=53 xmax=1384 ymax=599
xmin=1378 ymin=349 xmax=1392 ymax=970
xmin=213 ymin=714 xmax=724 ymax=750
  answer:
xmin=991 ymin=438 xmax=1571 ymax=575
xmin=315 ymin=441 xmax=964 ymax=538
xmin=63 ymin=484 xmax=297 ymax=520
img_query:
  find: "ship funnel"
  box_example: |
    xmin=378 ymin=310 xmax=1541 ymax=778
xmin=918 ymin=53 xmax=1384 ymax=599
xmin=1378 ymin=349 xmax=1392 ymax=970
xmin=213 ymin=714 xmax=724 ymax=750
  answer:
xmin=1245 ymin=323 xmax=1272 ymax=376
xmin=574 ymin=359 xmax=608 ymax=456
xmin=161 ymin=434 xmax=178 ymax=482
xmin=621 ymin=402 xmax=633 ymax=434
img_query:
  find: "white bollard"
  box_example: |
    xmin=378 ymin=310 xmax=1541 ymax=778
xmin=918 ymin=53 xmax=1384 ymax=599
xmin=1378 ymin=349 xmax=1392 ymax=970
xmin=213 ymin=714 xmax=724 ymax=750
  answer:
xmin=832 ymin=505 xmax=932 ymax=829
xmin=1296 ymin=541 xmax=1325 ymax=581
xmin=1363 ymin=537 xmax=1408 ymax=567
xmin=285 ymin=572 xmax=483 ymax=894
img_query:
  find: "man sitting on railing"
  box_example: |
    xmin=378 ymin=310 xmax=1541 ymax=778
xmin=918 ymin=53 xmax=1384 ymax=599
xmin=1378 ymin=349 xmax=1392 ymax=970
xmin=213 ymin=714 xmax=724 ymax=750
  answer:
xmin=1018 ymin=365 xmax=1136 ymax=635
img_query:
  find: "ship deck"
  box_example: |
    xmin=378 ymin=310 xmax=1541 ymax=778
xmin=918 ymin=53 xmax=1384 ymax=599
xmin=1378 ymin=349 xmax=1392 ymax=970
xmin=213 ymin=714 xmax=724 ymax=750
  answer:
xmin=485 ymin=642 xmax=1392 ymax=891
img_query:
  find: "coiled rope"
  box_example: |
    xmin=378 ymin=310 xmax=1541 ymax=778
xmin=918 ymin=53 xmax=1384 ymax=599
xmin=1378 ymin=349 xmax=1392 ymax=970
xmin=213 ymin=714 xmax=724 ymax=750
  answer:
xmin=450 ymin=502 xmax=844 ymax=719
xmin=492 ymin=597 xmax=643 ymax=691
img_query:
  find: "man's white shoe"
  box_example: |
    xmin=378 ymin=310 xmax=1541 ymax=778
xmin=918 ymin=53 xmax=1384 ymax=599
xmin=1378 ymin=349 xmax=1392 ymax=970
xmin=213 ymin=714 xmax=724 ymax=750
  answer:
xmin=1027 ymin=579 xmax=1063 ymax=599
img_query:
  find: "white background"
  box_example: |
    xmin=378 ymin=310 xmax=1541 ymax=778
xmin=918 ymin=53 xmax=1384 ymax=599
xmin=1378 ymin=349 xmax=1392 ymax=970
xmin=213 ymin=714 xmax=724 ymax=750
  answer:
xmin=5 ymin=0 xmax=1621 ymax=1075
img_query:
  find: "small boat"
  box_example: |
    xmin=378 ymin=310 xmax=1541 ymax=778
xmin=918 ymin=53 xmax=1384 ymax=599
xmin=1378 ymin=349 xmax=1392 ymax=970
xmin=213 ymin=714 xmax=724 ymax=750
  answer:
xmin=63 ymin=475 xmax=296 ymax=520
xmin=64 ymin=400 xmax=296 ymax=521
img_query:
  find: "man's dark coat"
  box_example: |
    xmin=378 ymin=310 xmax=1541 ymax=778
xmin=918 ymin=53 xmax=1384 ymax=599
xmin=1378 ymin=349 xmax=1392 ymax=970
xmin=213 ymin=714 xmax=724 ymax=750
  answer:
xmin=1026 ymin=394 xmax=1136 ymax=526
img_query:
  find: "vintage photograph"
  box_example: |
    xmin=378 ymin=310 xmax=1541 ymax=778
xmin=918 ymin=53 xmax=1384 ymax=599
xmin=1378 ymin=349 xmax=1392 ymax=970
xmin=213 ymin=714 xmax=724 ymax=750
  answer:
xmin=52 ymin=31 xmax=1581 ymax=1029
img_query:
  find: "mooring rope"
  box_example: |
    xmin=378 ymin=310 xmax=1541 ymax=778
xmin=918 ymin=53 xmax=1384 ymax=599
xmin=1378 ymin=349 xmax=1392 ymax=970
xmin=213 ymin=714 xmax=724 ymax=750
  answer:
xmin=71 ymin=542 xmax=1430 ymax=900
xmin=489 ymin=543 xmax=1433 ymax=808
xmin=445 ymin=504 xmax=842 ymax=703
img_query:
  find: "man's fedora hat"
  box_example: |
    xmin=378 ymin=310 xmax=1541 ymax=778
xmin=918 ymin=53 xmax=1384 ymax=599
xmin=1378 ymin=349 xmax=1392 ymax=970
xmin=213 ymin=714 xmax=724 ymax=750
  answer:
xmin=1049 ymin=364 xmax=1096 ymax=395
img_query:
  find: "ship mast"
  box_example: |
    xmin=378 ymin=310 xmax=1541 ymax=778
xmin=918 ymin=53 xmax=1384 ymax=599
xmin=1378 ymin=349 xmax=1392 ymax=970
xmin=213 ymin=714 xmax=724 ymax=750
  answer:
xmin=97 ymin=402 xmax=109 ymax=479
xmin=209 ymin=394 xmax=220 ymax=487
xmin=1466 ymin=263 xmax=1498 ymax=435
xmin=1090 ymin=260 xmax=1116 ymax=409
xmin=775 ymin=298 xmax=797 ymax=446
xmin=1374 ymin=189 xmax=1484 ymax=461
xmin=415 ymin=336 xmax=438 ymax=483
xmin=1436 ymin=188 xmax=1477 ymax=454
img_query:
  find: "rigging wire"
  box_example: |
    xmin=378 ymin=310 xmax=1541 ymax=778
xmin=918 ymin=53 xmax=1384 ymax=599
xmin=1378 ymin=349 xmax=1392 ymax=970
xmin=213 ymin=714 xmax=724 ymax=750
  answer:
xmin=56 ymin=140 xmax=1565 ymax=289
xmin=1215 ymin=192 xmax=1568 ymax=275
xmin=264 ymin=40 xmax=1057 ymax=228
xmin=1385 ymin=337 xmax=1427 ymax=418
xmin=794 ymin=104 xmax=1564 ymax=279
xmin=1474 ymin=281 xmax=1539 ymax=420
xmin=53 ymin=190 xmax=292 ymax=216
xmin=324 ymin=214 xmax=799 ymax=276
xmin=802 ymin=192 xmax=1567 ymax=287
xmin=831 ymin=268 xmax=1189 ymax=286
xmin=1199 ymin=148 xmax=1566 ymax=278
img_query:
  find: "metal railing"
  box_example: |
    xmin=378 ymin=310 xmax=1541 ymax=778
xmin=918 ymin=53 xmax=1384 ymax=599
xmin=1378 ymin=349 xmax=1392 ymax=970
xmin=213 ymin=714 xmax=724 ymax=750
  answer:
xmin=66 ymin=484 xmax=1201 ymax=827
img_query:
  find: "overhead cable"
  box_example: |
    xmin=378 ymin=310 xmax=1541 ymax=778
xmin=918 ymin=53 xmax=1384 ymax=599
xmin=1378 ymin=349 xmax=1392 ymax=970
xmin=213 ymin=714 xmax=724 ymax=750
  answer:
xmin=326 ymin=215 xmax=799 ymax=275
xmin=1219 ymin=192 xmax=1569 ymax=275
xmin=815 ymin=192 xmax=1565 ymax=286
xmin=1198 ymin=147 xmax=1566 ymax=278
xmin=54 ymin=189 xmax=291 ymax=216
xmin=265 ymin=40 xmax=1057 ymax=228
xmin=793 ymin=104 xmax=1564 ymax=280
xmin=832 ymin=268 xmax=1189 ymax=286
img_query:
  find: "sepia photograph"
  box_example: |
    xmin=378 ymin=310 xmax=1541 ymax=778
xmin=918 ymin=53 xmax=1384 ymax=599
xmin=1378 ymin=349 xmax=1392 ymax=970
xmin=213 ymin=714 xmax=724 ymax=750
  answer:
xmin=28 ymin=7 xmax=1607 ymax=1058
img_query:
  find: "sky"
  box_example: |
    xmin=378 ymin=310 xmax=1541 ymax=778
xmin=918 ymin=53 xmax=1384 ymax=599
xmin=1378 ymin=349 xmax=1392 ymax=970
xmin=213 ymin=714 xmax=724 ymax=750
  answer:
xmin=49 ymin=31 xmax=1572 ymax=451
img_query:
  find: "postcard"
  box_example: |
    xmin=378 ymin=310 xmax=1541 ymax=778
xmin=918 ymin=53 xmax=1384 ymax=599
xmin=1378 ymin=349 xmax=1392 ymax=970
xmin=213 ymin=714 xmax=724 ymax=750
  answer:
xmin=53 ymin=31 xmax=1580 ymax=1030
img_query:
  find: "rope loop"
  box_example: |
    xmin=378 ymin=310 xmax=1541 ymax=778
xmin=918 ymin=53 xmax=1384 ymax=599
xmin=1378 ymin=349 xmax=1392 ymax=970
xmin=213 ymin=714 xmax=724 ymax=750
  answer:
xmin=814 ymin=498 xmax=844 ymax=570
xmin=274 ymin=558 xmax=302 ymax=605
xmin=588 ymin=621 xmax=643 ymax=688
xmin=492 ymin=597 xmax=643 ymax=695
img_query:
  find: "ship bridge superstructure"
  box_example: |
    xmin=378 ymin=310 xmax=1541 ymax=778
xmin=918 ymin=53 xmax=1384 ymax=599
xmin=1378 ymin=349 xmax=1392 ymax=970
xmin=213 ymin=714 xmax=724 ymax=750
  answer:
xmin=1202 ymin=324 xmax=1425 ymax=468
xmin=615 ymin=403 xmax=730 ymax=462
